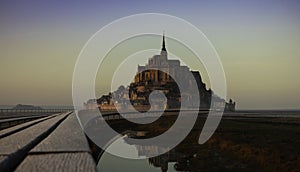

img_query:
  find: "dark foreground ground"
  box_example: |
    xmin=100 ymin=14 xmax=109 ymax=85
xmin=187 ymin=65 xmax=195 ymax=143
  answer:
xmin=194 ymin=116 xmax=300 ymax=171
xmin=103 ymin=111 xmax=300 ymax=172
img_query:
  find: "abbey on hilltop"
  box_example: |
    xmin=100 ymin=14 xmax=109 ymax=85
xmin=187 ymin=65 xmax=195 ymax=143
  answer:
xmin=85 ymin=34 xmax=235 ymax=112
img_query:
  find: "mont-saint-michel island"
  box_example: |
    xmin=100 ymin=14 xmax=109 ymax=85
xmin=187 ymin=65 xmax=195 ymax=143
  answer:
xmin=85 ymin=34 xmax=236 ymax=112
xmin=1 ymin=1 xmax=300 ymax=171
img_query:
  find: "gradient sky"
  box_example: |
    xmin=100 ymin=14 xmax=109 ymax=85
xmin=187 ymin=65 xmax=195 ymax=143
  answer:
xmin=0 ymin=0 xmax=300 ymax=109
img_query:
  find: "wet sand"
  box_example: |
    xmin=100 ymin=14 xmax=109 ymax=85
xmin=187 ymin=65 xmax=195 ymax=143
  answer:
xmin=82 ymin=110 xmax=300 ymax=171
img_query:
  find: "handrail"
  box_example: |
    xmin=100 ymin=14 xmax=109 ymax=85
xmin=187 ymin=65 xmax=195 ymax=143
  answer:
xmin=0 ymin=109 xmax=74 ymax=113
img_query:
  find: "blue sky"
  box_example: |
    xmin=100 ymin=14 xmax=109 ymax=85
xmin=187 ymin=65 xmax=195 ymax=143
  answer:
xmin=0 ymin=0 xmax=300 ymax=109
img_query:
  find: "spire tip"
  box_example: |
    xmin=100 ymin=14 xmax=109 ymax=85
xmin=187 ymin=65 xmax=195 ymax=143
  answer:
xmin=162 ymin=32 xmax=166 ymax=51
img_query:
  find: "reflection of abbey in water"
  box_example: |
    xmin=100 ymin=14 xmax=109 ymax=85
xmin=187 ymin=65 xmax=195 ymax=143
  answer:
xmin=85 ymin=34 xmax=235 ymax=111
xmin=123 ymin=129 xmax=214 ymax=172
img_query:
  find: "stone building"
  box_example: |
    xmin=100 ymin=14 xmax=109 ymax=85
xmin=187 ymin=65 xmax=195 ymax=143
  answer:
xmin=134 ymin=34 xmax=190 ymax=85
xmin=129 ymin=34 xmax=212 ymax=109
xmin=89 ymin=34 xmax=236 ymax=111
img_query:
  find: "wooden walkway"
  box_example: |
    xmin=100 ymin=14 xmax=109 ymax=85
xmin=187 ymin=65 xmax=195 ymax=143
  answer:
xmin=0 ymin=112 xmax=97 ymax=172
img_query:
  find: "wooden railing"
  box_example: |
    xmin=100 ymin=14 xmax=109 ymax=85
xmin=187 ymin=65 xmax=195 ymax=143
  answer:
xmin=0 ymin=108 xmax=74 ymax=114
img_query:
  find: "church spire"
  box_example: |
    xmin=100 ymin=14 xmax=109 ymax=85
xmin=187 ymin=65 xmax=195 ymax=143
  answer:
xmin=162 ymin=32 xmax=166 ymax=51
xmin=160 ymin=32 xmax=168 ymax=61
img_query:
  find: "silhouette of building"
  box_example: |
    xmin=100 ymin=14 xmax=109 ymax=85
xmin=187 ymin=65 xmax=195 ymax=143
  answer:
xmin=134 ymin=34 xmax=190 ymax=85
xmin=86 ymin=33 xmax=235 ymax=111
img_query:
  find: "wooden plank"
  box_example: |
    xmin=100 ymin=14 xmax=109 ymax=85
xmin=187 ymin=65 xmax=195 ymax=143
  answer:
xmin=0 ymin=113 xmax=68 ymax=155
xmin=31 ymin=113 xmax=91 ymax=153
xmin=15 ymin=153 xmax=97 ymax=172
xmin=0 ymin=113 xmax=69 ymax=171
xmin=0 ymin=114 xmax=57 ymax=139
